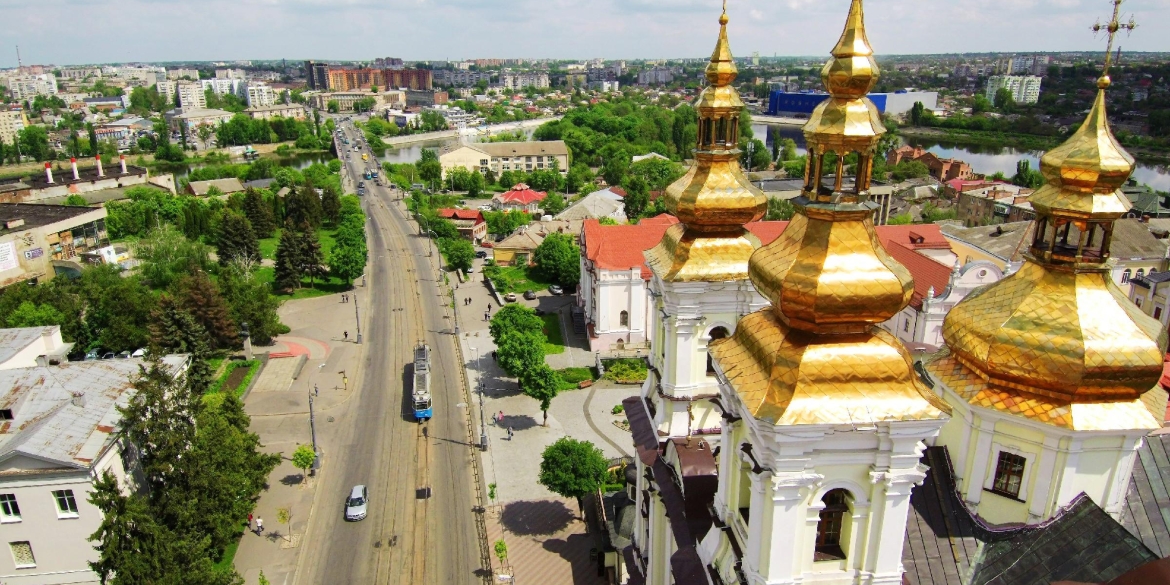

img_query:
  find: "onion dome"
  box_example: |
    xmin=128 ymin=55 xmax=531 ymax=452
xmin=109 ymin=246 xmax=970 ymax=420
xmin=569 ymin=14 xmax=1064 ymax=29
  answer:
xmin=645 ymin=6 xmax=766 ymax=283
xmin=928 ymin=70 xmax=1167 ymax=430
xmin=710 ymin=0 xmax=948 ymax=426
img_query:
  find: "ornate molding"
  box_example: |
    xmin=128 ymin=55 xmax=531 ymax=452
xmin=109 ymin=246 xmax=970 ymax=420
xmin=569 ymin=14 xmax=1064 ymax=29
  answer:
xmin=870 ymin=463 xmax=929 ymax=495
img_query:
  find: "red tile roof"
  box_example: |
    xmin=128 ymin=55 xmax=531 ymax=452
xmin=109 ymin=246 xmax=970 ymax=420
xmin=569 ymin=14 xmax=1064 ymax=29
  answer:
xmin=582 ymin=217 xmax=679 ymax=279
xmin=876 ymin=224 xmax=952 ymax=251
xmin=436 ymin=208 xmax=485 ymax=223
xmin=745 ymin=221 xmax=789 ymax=244
xmin=883 ymin=240 xmax=953 ymax=308
xmin=495 ymin=183 xmax=547 ymax=206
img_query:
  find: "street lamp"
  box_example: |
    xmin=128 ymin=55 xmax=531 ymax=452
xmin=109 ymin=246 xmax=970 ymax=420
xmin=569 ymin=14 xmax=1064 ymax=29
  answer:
xmin=353 ymin=291 xmax=363 ymax=345
xmin=308 ymin=392 xmax=321 ymax=474
xmin=240 ymin=321 xmax=252 ymax=361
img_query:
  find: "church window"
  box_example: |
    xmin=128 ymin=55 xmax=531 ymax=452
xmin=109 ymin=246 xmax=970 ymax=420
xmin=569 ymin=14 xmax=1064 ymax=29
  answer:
xmin=991 ymin=451 xmax=1026 ymax=499
xmin=706 ymin=327 xmax=730 ymax=375
xmin=1137 ymin=269 xmax=1145 ymax=279
xmin=903 ymin=319 xmax=910 ymax=332
xmin=619 ymin=311 xmax=629 ymax=328
xmin=815 ymin=489 xmax=851 ymax=561
xmin=1122 ymin=269 xmax=1132 ymax=283
xmin=736 ymin=463 xmax=752 ymax=525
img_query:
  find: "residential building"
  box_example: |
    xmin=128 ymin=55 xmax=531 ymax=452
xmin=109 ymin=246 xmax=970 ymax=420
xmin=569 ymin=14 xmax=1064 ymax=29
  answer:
xmin=0 ymin=326 xmax=72 ymax=370
xmin=309 ymin=92 xmax=378 ymax=112
xmin=176 ymin=82 xmax=206 ymax=111
xmin=201 ymin=78 xmax=242 ymax=98
xmin=439 ymin=141 xmax=569 ymax=178
xmin=1128 ymin=271 xmax=1170 ymax=326
xmin=0 ymin=107 xmax=26 ymax=146
xmin=55 ymin=68 xmax=101 ymax=81
xmin=499 ymin=72 xmax=549 ymax=91
xmin=154 ymin=80 xmax=176 ymax=104
xmin=244 ymin=82 xmax=275 ymax=108
xmin=433 ymin=70 xmax=493 ymax=87
xmin=555 ymin=190 xmax=628 ymax=223
xmin=405 ymin=89 xmax=448 ymax=107
xmin=0 ymin=352 xmax=188 ymax=585
xmin=492 ymin=183 xmax=547 ymax=213
xmin=0 ymin=203 xmax=110 ymax=286
xmin=304 ymin=60 xmax=330 ymax=90
xmin=435 ymin=209 xmax=487 ymax=241
xmin=325 ymin=68 xmax=432 ymax=91
xmin=589 ymin=80 xmax=620 ymax=92
xmin=7 ymin=75 xmax=58 ymax=100
xmin=215 ymin=68 xmax=246 ymax=80
xmin=1011 ymin=54 xmax=1051 ymax=76
xmin=185 ymin=178 xmax=245 ymax=196
xmin=166 ymin=68 xmax=201 ymax=81
xmin=490 ymin=220 xmax=581 ymax=266
xmin=82 ymin=96 xmax=126 ymax=113
xmin=246 ymin=104 xmax=307 ymax=120
xmin=165 ymin=108 xmax=234 ymax=133
xmin=986 ymin=74 xmax=1042 ymax=104
xmin=637 ymin=67 xmax=674 ymax=85
xmin=383 ymin=69 xmax=433 ymax=90
xmin=954 ymin=181 xmax=1036 ymax=226
xmin=886 ymin=145 xmax=974 ymax=182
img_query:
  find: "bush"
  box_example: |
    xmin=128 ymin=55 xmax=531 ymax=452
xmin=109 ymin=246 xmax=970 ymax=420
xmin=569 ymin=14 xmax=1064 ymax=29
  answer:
xmin=603 ymin=358 xmax=648 ymax=382
xmin=611 ymin=404 xmax=624 ymax=415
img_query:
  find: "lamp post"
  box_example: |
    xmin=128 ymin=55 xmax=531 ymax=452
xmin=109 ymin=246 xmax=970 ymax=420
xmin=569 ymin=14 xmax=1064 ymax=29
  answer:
xmin=353 ymin=291 xmax=363 ymax=345
xmin=240 ymin=322 xmax=253 ymax=361
xmin=473 ymin=347 xmax=488 ymax=451
xmin=308 ymin=391 xmax=321 ymax=474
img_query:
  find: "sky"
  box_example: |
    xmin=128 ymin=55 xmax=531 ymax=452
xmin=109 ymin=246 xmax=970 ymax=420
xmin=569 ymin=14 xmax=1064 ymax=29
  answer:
xmin=0 ymin=0 xmax=1167 ymax=67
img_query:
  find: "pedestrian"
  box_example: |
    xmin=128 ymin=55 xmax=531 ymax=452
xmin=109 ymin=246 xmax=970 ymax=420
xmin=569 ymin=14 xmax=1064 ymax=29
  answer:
xmin=507 ymin=427 xmax=514 ymax=440
xmin=256 ymin=517 xmax=263 ymax=534
xmin=497 ymin=410 xmax=504 ymax=423
xmin=492 ymin=350 xmax=497 ymax=360
xmin=344 ymin=331 xmax=349 ymax=341
xmin=248 ymin=513 xmax=253 ymax=529
xmin=484 ymin=312 xmax=489 ymax=322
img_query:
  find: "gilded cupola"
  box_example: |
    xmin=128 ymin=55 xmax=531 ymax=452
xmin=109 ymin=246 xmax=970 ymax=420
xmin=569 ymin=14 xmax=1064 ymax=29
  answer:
xmin=927 ymin=1 xmax=1167 ymax=431
xmin=644 ymin=4 xmax=767 ymax=283
xmin=709 ymin=0 xmax=949 ymax=426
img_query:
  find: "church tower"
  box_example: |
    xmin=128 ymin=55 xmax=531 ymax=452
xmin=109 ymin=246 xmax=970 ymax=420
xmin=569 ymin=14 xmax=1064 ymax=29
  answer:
xmin=703 ymin=1 xmax=950 ymax=583
xmin=923 ymin=1 xmax=1167 ymax=525
xmin=625 ymin=5 xmax=769 ymax=585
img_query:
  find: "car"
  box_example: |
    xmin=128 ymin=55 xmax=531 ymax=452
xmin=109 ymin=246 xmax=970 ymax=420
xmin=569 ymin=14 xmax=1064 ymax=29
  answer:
xmin=84 ymin=348 xmax=100 ymax=361
xmin=548 ymin=285 xmax=564 ymax=295
xmin=358 ymin=181 xmax=365 ymax=188
xmin=116 ymin=351 xmax=132 ymax=359
xmin=100 ymin=352 xmax=115 ymax=360
xmin=523 ymin=290 xmax=537 ymax=300
xmin=504 ymin=293 xmax=518 ymax=302
xmin=345 ymin=485 xmax=368 ymax=521
xmin=475 ymin=250 xmax=488 ymax=259
xmin=132 ymin=348 xmax=146 ymax=358
xmin=534 ymin=309 xmax=547 ymax=317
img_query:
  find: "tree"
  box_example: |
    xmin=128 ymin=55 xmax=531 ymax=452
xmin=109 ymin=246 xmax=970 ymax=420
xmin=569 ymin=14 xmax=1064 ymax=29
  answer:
xmin=86 ymin=122 xmax=99 ymax=156
xmin=538 ymin=437 xmax=608 ymax=515
xmin=320 ymin=185 xmax=342 ymax=226
xmin=602 ymin=150 xmax=630 ymax=186
xmin=533 ymin=232 xmax=580 ymax=287
xmin=1011 ymin=159 xmax=1044 ymax=189
xmin=6 ymin=300 xmax=65 ymax=327
xmin=18 ymin=125 xmax=52 ymax=161
xmin=910 ymin=101 xmax=926 ymax=126
xmin=327 ymin=100 xmax=340 ymax=114
xmin=274 ymin=223 xmax=305 ymax=292
xmin=489 ymin=303 xmax=544 ymax=344
xmin=890 ymin=160 xmax=930 ymax=182
xmin=286 ymin=182 xmax=322 ymax=228
xmin=565 ymin=163 xmax=593 ymax=194
xmin=418 ymin=149 xmax=442 ymax=188
xmin=494 ymin=539 xmax=509 ymax=567
xmin=64 ymin=194 xmax=88 ymax=206
xmin=330 ymin=211 xmax=368 ymax=287
xmin=217 ymin=211 xmax=260 ymax=266
xmin=994 ymin=88 xmax=1015 ymax=112
xmin=623 ymin=175 xmax=650 ymax=220
xmin=521 ymin=364 xmax=561 ymax=427
xmin=300 ymin=225 xmax=326 ymax=287
xmin=243 ymin=188 xmax=276 ymax=238
xmin=741 ymin=138 xmax=770 ymax=172
xmin=766 ymin=197 xmax=796 ymax=221
xmin=292 ymin=444 xmax=316 ymax=482
xmin=541 ymin=192 xmax=566 ymax=216
xmin=973 ymin=94 xmax=992 ymax=115
xmin=778 ymin=138 xmax=798 ymax=162
xmin=496 ymin=329 xmax=545 ymax=378
xmin=218 ymin=263 xmax=284 ymax=344
xmin=134 ymin=225 xmax=213 ymax=290
xmin=439 ymin=238 xmax=475 ymax=272
xmin=173 ymin=271 xmax=238 ymax=350
xmin=149 ymin=294 xmax=212 ymax=354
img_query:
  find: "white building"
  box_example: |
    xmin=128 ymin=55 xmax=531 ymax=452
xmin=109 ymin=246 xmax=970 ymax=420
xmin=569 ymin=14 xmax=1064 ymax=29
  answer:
xmin=986 ymin=75 xmax=1042 ymax=104
xmin=155 ymin=80 xmax=176 ymax=104
xmin=202 ymin=78 xmax=243 ymax=98
xmin=0 ymin=351 xmax=188 ymax=585
xmin=637 ymin=67 xmax=674 ymax=85
xmin=56 ymin=68 xmax=101 ymax=81
xmin=7 ymin=75 xmax=58 ymax=100
xmin=245 ymin=82 xmax=275 ymax=108
xmin=166 ymin=68 xmax=201 ymax=81
xmin=499 ymin=72 xmax=549 ymax=91
xmin=0 ymin=326 xmax=72 ymax=370
xmin=1010 ymin=55 xmax=1050 ymax=76
xmin=0 ymin=108 xmax=26 ymax=146
xmin=176 ymin=82 xmax=206 ymax=111
xmin=215 ymin=68 xmax=246 ymax=80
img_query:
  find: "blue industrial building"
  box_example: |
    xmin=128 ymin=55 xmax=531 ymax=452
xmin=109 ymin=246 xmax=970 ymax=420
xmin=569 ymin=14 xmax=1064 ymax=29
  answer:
xmin=766 ymin=89 xmax=936 ymax=118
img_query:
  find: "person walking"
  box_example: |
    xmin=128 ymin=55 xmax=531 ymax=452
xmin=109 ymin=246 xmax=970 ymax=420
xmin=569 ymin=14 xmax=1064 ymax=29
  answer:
xmin=507 ymin=427 xmax=514 ymax=440
xmin=344 ymin=331 xmax=349 ymax=341
xmin=248 ymin=513 xmax=254 ymax=531
xmin=256 ymin=517 xmax=263 ymax=535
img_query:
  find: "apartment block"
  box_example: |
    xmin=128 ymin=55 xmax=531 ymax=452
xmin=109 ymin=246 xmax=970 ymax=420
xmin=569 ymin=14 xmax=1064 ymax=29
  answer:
xmin=245 ymin=82 xmax=275 ymax=108
xmin=176 ymin=82 xmax=206 ymax=111
xmin=7 ymin=75 xmax=58 ymax=100
xmin=0 ymin=108 xmax=26 ymax=146
xmin=985 ymin=75 xmax=1042 ymax=104
xmin=499 ymin=72 xmax=549 ymax=91
xmin=166 ymin=68 xmax=201 ymax=81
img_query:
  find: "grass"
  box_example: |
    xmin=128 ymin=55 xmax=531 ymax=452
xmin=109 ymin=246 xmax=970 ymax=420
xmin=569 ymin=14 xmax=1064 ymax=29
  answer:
xmin=555 ymin=366 xmax=598 ymax=391
xmin=486 ymin=265 xmax=556 ymax=294
xmin=541 ymin=313 xmax=565 ymax=355
xmin=258 ymin=228 xmax=338 ymax=261
xmin=206 ymin=360 xmax=260 ymax=397
xmin=602 ymin=358 xmax=649 ymax=382
xmin=212 ymin=535 xmax=242 ymax=574
xmin=255 ymin=266 xmax=351 ymax=299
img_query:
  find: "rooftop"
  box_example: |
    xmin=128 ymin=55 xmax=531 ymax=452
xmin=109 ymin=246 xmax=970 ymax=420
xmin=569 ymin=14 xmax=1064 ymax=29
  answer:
xmin=0 ymin=327 xmax=60 ymax=366
xmin=473 ymin=140 xmax=569 ymax=158
xmin=187 ymin=178 xmax=245 ymax=196
xmin=18 ymin=163 xmax=148 ymax=190
xmin=0 ymin=203 xmax=105 ymax=236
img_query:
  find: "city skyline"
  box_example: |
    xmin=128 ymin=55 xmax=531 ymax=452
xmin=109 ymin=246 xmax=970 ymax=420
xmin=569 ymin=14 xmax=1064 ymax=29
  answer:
xmin=1 ymin=0 xmax=1166 ymax=68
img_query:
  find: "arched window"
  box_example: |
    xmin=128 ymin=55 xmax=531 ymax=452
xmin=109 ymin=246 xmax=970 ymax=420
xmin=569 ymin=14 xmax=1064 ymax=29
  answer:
xmin=1122 ymin=268 xmax=1132 ymax=283
xmin=706 ymin=327 xmax=730 ymax=375
xmin=1137 ymin=269 xmax=1145 ymax=279
xmin=815 ymin=489 xmax=851 ymax=561
xmin=619 ymin=311 xmax=629 ymax=328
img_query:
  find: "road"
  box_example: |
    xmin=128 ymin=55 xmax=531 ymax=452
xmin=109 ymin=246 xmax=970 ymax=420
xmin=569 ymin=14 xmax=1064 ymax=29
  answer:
xmin=295 ymin=122 xmax=486 ymax=584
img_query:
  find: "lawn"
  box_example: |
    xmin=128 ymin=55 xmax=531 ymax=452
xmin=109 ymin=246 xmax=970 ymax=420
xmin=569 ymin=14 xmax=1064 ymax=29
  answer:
xmin=212 ymin=534 xmax=242 ymax=575
xmin=556 ymin=366 xmax=598 ymax=391
xmin=258 ymin=228 xmax=337 ymax=261
xmin=486 ymin=265 xmax=556 ymax=294
xmin=542 ymin=313 xmax=565 ymax=355
xmin=206 ymin=360 xmax=260 ymax=397
xmin=255 ymin=266 xmax=351 ymax=300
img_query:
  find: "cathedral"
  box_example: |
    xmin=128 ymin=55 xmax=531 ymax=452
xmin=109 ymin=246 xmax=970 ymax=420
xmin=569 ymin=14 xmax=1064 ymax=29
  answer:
xmin=621 ymin=1 xmax=1170 ymax=584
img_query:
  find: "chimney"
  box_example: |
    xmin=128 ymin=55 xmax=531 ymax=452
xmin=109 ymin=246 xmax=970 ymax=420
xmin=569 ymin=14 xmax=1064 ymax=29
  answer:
xmin=120 ymin=154 xmax=127 ymax=174
xmin=71 ymin=158 xmax=79 ymax=181
xmin=70 ymin=391 xmax=85 ymax=408
xmin=95 ymin=156 xmax=104 ymax=177
xmin=45 ymin=162 xmax=54 ymax=184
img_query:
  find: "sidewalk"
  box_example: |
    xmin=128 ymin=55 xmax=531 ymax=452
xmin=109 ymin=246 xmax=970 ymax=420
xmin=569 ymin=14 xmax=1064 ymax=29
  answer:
xmin=232 ymin=292 xmax=368 ymax=585
xmin=453 ymin=252 xmax=634 ymax=584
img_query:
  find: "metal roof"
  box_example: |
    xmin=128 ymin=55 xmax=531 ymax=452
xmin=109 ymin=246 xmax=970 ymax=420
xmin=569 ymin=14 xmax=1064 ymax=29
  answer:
xmin=0 ymin=326 xmax=56 ymax=366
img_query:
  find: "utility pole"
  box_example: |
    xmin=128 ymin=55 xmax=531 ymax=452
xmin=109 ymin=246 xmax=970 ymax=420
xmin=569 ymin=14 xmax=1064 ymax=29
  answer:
xmin=308 ymin=392 xmax=321 ymax=473
xmin=479 ymin=381 xmax=488 ymax=451
xmin=353 ymin=290 xmax=363 ymax=344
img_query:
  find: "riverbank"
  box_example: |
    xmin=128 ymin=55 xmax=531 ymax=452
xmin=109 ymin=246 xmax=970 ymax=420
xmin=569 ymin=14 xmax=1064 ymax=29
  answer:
xmin=899 ymin=126 xmax=1170 ymax=164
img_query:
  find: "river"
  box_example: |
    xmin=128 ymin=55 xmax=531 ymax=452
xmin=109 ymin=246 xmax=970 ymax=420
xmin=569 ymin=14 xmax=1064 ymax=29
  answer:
xmin=752 ymin=123 xmax=1170 ymax=191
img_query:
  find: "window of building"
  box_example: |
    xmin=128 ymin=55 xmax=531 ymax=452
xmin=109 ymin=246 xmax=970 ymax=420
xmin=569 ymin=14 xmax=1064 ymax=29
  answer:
xmin=53 ymin=490 xmax=79 ymax=518
xmin=0 ymin=409 xmax=11 ymax=421
xmin=9 ymin=541 xmax=35 ymax=569
xmin=706 ymin=327 xmax=730 ymax=375
xmin=737 ymin=463 xmax=752 ymax=525
xmin=903 ymin=319 xmax=910 ymax=332
xmin=0 ymin=494 xmax=19 ymax=522
xmin=1137 ymin=298 xmax=1143 ymax=308
xmin=815 ymin=489 xmax=851 ymax=561
xmin=991 ymin=451 xmax=1026 ymax=499
xmin=619 ymin=311 xmax=629 ymax=327
xmin=1137 ymin=269 xmax=1146 ymax=279
xmin=1156 ymin=307 xmax=1163 ymax=320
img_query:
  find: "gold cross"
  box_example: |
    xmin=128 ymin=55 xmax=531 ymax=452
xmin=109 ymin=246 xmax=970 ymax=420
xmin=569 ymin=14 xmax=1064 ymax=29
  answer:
xmin=1091 ymin=0 xmax=1137 ymax=76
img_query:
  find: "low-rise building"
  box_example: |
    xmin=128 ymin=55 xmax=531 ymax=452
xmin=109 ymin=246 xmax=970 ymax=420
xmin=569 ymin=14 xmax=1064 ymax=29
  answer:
xmin=309 ymin=92 xmax=378 ymax=112
xmin=439 ymin=140 xmax=569 ymax=178
xmin=1128 ymin=271 xmax=1170 ymax=326
xmin=887 ymin=145 xmax=974 ymax=182
xmin=165 ymin=107 xmax=234 ymax=133
xmin=435 ymin=209 xmax=487 ymax=241
xmin=186 ymin=178 xmax=245 ymax=196
xmin=1 ymin=158 xmax=150 ymax=204
xmin=555 ymin=189 xmax=627 ymax=223
xmin=405 ymin=89 xmax=449 ymax=107
xmin=491 ymin=219 xmax=582 ymax=267
xmin=0 ymin=352 xmax=188 ymax=585
xmin=246 ymin=104 xmax=307 ymax=120
xmin=492 ymin=183 xmax=547 ymax=213
xmin=0 ymin=326 xmax=72 ymax=370
xmin=0 ymin=203 xmax=110 ymax=286
xmin=953 ymin=181 xmax=1036 ymax=226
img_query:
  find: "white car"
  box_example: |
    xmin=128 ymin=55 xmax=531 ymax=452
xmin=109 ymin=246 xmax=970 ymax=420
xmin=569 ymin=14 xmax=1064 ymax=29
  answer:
xmin=345 ymin=485 xmax=368 ymax=521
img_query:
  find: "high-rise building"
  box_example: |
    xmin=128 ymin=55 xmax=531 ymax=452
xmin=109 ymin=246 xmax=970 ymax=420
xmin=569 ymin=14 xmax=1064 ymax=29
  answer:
xmin=245 ymin=82 xmax=275 ymax=108
xmin=0 ymin=107 xmax=26 ymax=146
xmin=304 ymin=60 xmax=330 ymax=90
xmin=166 ymin=68 xmax=201 ymax=81
xmin=499 ymin=72 xmax=549 ymax=91
xmin=176 ymin=82 xmax=207 ymax=111
xmin=7 ymin=74 xmax=57 ymax=100
xmin=155 ymin=80 xmax=176 ymax=105
xmin=986 ymin=74 xmax=1042 ymax=104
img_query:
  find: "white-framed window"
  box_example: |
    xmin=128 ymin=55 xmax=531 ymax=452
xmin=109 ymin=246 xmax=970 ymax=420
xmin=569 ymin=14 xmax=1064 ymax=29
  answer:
xmin=1137 ymin=269 xmax=1146 ymax=279
xmin=53 ymin=489 xmax=79 ymax=518
xmin=991 ymin=451 xmax=1026 ymax=499
xmin=9 ymin=541 xmax=35 ymax=569
xmin=1121 ymin=268 xmax=1131 ymax=283
xmin=0 ymin=494 xmax=20 ymax=522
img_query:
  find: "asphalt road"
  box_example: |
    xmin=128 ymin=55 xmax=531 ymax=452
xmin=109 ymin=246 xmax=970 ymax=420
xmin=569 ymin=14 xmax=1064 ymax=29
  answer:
xmin=295 ymin=123 xmax=485 ymax=584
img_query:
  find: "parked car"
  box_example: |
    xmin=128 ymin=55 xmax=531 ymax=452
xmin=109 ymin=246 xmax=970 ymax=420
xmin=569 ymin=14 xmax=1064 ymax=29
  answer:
xmin=100 ymin=352 xmax=115 ymax=360
xmin=84 ymin=348 xmax=100 ymax=361
xmin=116 ymin=351 xmax=132 ymax=359
xmin=504 ymin=293 xmax=518 ymax=302
xmin=345 ymin=485 xmax=368 ymax=521
xmin=523 ymin=290 xmax=537 ymax=300
xmin=132 ymin=348 xmax=146 ymax=358
xmin=479 ymin=204 xmax=493 ymax=211
xmin=548 ymin=285 xmax=564 ymax=295
xmin=534 ymin=309 xmax=547 ymax=317
xmin=475 ymin=251 xmax=488 ymax=259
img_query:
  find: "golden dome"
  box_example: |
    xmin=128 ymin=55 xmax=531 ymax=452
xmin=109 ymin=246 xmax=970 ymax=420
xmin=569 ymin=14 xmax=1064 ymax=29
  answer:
xmin=711 ymin=0 xmax=947 ymax=427
xmin=1027 ymin=80 xmax=1134 ymax=218
xmin=647 ymin=6 xmax=766 ymax=283
xmin=803 ymin=0 xmax=885 ymax=156
xmin=930 ymin=23 xmax=1168 ymax=429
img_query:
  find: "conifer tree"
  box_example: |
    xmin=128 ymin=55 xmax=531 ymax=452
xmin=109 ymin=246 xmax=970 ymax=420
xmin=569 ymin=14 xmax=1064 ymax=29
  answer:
xmin=174 ymin=271 xmax=238 ymax=350
xmin=242 ymin=188 xmax=276 ymax=238
xmin=273 ymin=221 xmax=304 ymax=292
xmin=216 ymin=211 xmax=260 ymax=266
xmin=321 ymin=184 xmax=341 ymax=226
xmin=299 ymin=222 xmax=326 ymax=287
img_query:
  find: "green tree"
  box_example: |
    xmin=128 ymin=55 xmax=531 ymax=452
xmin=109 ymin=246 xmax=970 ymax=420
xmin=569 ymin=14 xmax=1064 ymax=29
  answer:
xmin=766 ymin=197 xmax=796 ymax=221
xmin=134 ymin=225 xmax=214 ymax=290
xmin=521 ymin=364 xmax=561 ymax=427
xmin=888 ymin=212 xmax=913 ymax=225
xmin=740 ymin=138 xmax=770 ymax=172
xmin=274 ymin=224 xmax=305 ymax=292
xmin=173 ymin=271 xmax=238 ymax=350
xmin=566 ymin=163 xmax=593 ymax=194
xmin=64 ymin=194 xmax=88 ymax=206
xmin=778 ymin=138 xmax=798 ymax=162
xmin=327 ymin=100 xmax=340 ymax=114
xmin=538 ymin=437 xmax=608 ymax=513
xmin=286 ymin=182 xmax=323 ymax=228
xmin=1011 ymin=159 xmax=1044 ymax=189
xmin=622 ymin=175 xmax=650 ymax=220
xmin=602 ymin=150 xmax=630 ymax=186
xmin=320 ymin=185 xmax=342 ymax=226
xmin=299 ymin=225 xmax=326 ymax=287
xmin=533 ymin=232 xmax=580 ymax=287
xmin=292 ymin=444 xmax=316 ymax=481
xmin=217 ymin=211 xmax=260 ymax=266
xmin=910 ymin=101 xmax=926 ymax=126
xmin=489 ymin=303 xmax=544 ymax=343
xmin=86 ymin=122 xmax=99 ymax=156
xmin=890 ymin=160 xmax=930 ymax=182
xmin=18 ymin=125 xmax=52 ymax=161
xmin=994 ymin=88 xmax=1015 ymax=112
xmin=496 ymin=330 xmax=545 ymax=378
xmin=418 ymin=149 xmax=442 ymax=189
xmin=972 ymin=94 xmax=992 ymax=115
xmin=6 ymin=301 xmax=65 ymax=328
xmin=329 ymin=207 xmax=368 ymax=287
xmin=541 ymin=192 xmax=566 ymax=216
xmin=242 ymin=188 xmax=276 ymax=238
xmin=439 ymin=238 xmax=475 ymax=272
xmin=218 ymin=263 xmax=284 ymax=344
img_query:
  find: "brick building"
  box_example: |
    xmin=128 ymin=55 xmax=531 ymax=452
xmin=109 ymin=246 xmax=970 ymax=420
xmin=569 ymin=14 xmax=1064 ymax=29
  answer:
xmin=887 ymin=146 xmax=974 ymax=182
